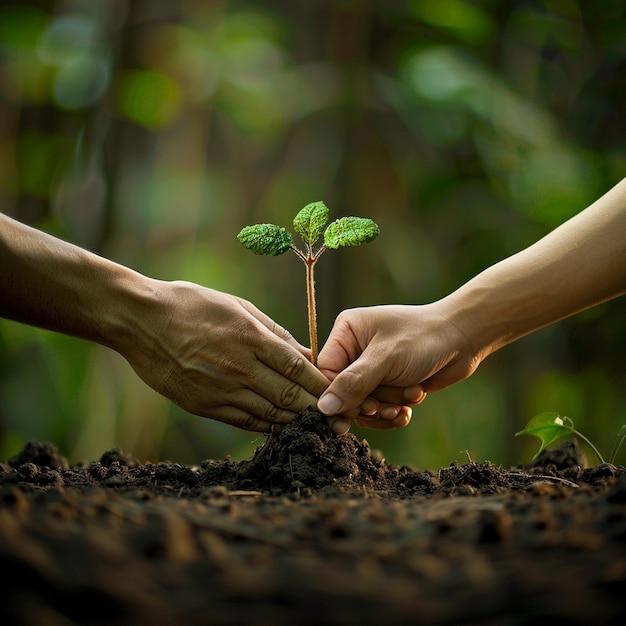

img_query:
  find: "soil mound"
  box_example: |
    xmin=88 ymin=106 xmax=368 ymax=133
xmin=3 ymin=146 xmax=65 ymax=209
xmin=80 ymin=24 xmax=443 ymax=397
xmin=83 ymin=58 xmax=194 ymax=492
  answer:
xmin=201 ymin=407 xmax=436 ymax=496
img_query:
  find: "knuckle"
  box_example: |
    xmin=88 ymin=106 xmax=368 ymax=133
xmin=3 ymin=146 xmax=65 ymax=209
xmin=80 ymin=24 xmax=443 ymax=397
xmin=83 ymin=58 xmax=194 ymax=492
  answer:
xmin=336 ymin=309 xmax=352 ymax=324
xmin=264 ymin=403 xmax=280 ymax=421
xmin=278 ymin=381 xmax=300 ymax=408
xmin=273 ymin=321 xmax=294 ymax=342
xmin=283 ymin=355 xmax=305 ymax=379
xmin=240 ymin=413 xmax=262 ymax=431
xmin=337 ymin=368 xmax=366 ymax=392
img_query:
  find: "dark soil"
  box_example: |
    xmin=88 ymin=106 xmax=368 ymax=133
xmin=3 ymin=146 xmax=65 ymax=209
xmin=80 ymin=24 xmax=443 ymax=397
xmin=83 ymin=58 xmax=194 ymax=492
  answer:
xmin=2 ymin=407 xmax=626 ymax=625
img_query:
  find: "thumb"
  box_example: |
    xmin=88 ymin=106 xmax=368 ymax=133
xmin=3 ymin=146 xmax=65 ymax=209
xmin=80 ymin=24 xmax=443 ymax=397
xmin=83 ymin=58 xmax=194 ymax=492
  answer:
xmin=317 ymin=351 xmax=382 ymax=416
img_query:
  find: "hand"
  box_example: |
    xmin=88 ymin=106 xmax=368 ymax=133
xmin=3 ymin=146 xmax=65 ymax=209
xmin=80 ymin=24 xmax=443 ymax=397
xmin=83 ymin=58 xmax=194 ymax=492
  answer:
xmin=317 ymin=303 xmax=481 ymax=426
xmin=116 ymin=280 xmax=333 ymax=433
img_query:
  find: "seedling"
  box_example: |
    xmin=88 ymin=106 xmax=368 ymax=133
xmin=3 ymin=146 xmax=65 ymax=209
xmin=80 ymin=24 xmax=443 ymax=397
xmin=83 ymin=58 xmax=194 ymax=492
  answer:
xmin=237 ymin=201 xmax=379 ymax=366
xmin=515 ymin=411 xmax=626 ymax=465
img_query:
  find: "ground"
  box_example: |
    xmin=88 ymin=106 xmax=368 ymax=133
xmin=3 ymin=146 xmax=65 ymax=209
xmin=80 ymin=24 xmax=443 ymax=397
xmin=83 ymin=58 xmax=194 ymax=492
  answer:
xmin=1 ymin=408 xmax=625 ymax=625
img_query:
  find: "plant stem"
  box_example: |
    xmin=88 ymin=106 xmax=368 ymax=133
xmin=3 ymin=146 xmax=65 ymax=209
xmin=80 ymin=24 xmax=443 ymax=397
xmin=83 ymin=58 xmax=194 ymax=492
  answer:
xmin=291 ymin=244 xmax=325 ymax=367
xmin=608 ymin=425 xmax=626 ymax=464
xmin=574 ymin=429 xmax=605 ymax=464
xmin=306 ymin=254 xmax=317 ymax=366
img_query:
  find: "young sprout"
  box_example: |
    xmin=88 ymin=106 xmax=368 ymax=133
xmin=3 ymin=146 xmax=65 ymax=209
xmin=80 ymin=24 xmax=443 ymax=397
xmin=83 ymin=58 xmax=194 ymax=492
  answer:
xmin=237 ymin=201 xmax=379 ymax=367
xmin=515 ymin=411 xmax=626 ymax=465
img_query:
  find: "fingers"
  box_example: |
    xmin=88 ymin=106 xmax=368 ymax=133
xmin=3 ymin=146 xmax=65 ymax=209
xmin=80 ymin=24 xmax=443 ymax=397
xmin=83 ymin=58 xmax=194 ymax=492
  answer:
xmin=374 ymin=384 xmax=427 ymax=406
xmin=234 ymin=299 xmax=331 ymax=411
xmin=317 ymin=351 xmax=386 ymax=416
xmin=362 ymin=386 xmax=427 ymax=423
xmin=354 ymin=405 xmax=413 ymax=430
xmin=329 ymin=405 xmax=413 ymax=436
xmin=192 ymin=383 xmax=414 ymax=436
xmin=248 ymin=317 xmax=331 ymax=402
xmin=245 ymin=365 xmax=321 ymax=418
xmin=180 ymin=399 xmax=291 ymax=433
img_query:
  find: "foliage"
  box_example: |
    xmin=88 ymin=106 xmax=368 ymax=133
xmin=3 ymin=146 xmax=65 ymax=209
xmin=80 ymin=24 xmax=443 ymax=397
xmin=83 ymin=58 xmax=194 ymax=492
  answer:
xmin=516 ymin=412 xmax=626 ymax=464
xmin=238 ymin=202 xmax=379 ymax=366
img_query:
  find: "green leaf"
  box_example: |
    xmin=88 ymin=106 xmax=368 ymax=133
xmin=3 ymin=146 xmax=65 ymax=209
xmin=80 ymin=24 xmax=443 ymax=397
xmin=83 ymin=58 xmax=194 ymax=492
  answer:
xmin=515 ymin=412 xmax=575 ymax=460
xmin=237 ymin=224 xmax=292 ymax=256
xmin=323 ymin=217 xmax=380 ymax=249
xmin=293 ymin=201 xmax=329 ymax=246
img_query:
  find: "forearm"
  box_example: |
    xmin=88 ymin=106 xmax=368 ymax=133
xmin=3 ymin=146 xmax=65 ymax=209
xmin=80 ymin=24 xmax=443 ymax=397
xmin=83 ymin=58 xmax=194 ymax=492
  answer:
xmin=446 ymin=178 xmax=626 ymax=359
xmin=0 ymin=213 xmax=154 ymax=351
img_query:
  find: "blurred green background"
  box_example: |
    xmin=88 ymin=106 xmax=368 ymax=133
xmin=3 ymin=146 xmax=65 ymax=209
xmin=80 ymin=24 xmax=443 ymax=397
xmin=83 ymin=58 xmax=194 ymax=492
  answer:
xmin=1 ymin=0 xmax=625 ymax=469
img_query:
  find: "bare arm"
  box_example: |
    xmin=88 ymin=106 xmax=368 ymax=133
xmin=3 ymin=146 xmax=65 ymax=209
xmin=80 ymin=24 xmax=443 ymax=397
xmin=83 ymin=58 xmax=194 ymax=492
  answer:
xmin=450 ymin=177 xmax=626 ymax=361
xmin=318 ymin=178 xmax=626 ymax=418
xmin=0 ymin=213 xmax=333 ymax=432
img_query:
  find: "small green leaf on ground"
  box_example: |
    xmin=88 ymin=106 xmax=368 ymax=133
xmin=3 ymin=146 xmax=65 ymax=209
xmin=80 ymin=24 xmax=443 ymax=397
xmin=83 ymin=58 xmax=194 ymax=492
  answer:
xmin=515 ymin=412 xmax=575 ymax=459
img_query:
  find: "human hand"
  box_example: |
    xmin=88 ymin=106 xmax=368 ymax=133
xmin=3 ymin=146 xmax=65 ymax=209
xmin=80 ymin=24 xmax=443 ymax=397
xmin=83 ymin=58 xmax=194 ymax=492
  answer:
xmin=116 ymin=280 xmax=338 ymax=433
xmin=317 ymin=303 xmax=482 ymax=429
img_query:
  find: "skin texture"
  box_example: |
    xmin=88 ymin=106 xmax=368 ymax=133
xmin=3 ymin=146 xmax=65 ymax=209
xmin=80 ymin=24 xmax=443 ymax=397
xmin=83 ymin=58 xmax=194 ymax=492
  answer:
xmin=1 ymin=213 xmax=397 ymax=434
xmin=318 ymin=177 xmax=626 ymax=425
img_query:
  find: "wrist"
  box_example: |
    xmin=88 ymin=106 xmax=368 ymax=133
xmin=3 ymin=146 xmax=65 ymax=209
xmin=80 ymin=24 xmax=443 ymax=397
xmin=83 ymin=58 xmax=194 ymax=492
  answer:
xmin=93 ymin=266 xmax=162 ymax=355
xmin=440 ymin=283 xmax=509 ymax=363
xmin=442 ymin=262 xmax=552 ymax=362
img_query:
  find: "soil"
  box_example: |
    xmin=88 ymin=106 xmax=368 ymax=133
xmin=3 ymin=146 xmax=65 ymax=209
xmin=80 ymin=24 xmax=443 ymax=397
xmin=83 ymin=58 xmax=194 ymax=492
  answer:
xmin=2 ymin=407 xmax=626 ymax=625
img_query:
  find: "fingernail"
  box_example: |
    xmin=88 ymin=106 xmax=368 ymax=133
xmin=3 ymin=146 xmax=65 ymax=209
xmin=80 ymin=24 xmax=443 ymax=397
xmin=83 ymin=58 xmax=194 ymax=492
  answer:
xmin=405 ymin=385 xmax=426 ymax=404
xmin=318 ymin=393 xmax=342 ymax=415
xmin=394 ymin=407 xmax=412 ymax=427
xmin=360 ymin=397 xmax=378 ymax=416
xmin=380 ymin=406 xmax=400 ymax=420
xmin=330 ymin=418 xmax=351 ymax=436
